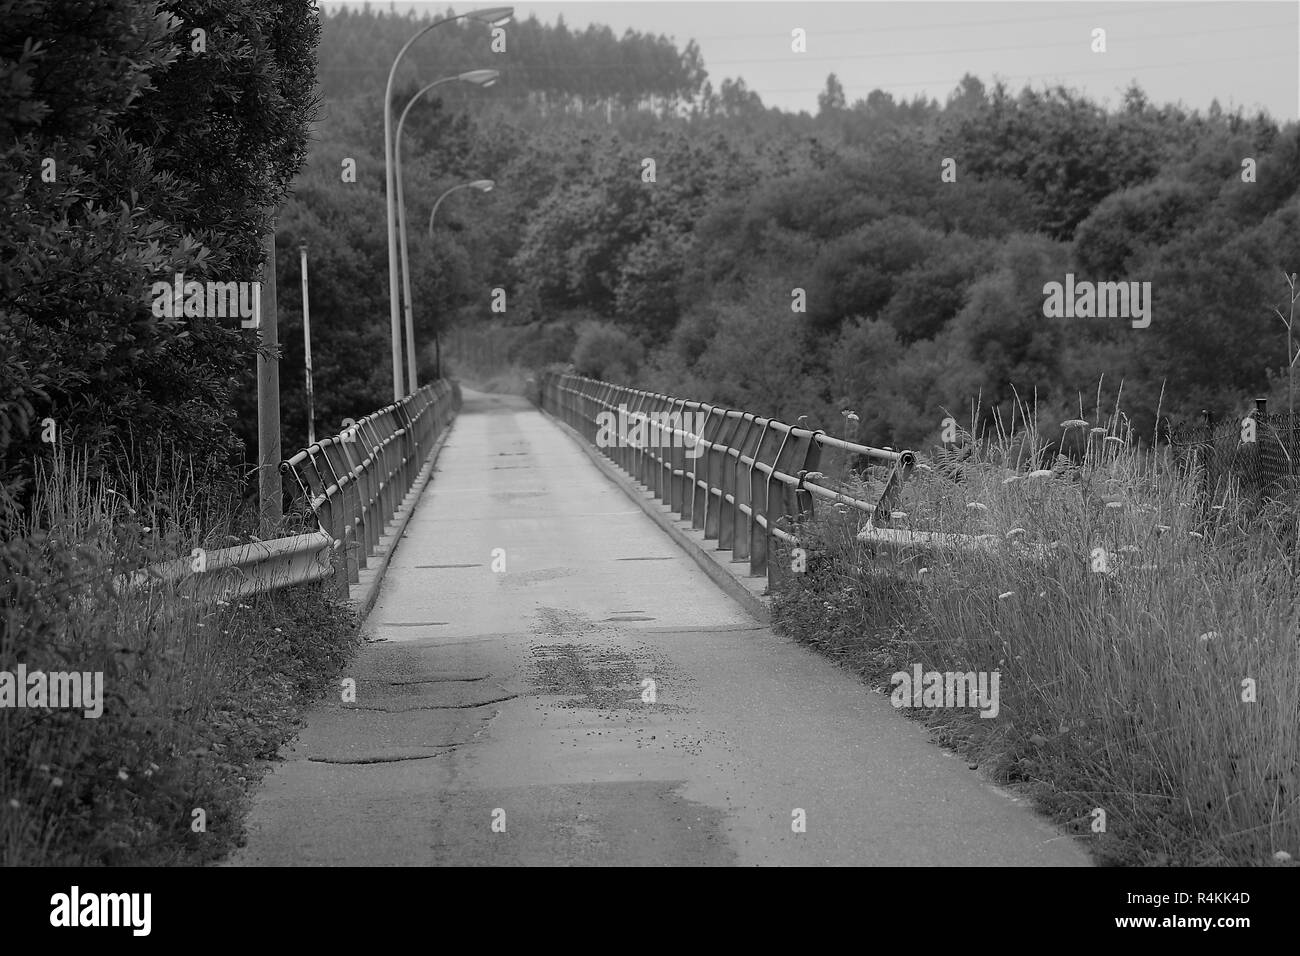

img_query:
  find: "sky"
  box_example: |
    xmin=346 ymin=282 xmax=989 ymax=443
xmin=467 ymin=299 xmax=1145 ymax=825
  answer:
xmin=320 ymin=1 xmax=1300 ymax=121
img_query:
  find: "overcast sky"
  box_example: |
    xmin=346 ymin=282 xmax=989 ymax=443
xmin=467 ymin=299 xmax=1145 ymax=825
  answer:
xmin=321 ymin=1 xmax=1299 ymax=121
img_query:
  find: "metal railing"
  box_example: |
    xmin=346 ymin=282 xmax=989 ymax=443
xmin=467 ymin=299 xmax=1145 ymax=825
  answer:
xmin=539 ymin=371 xmax=915 ymax=592
xmin=114 ymin=379 xmax=460 ymax=603
xmin=282 ymin=379 xmax=461 ymax=597
xmin=114 ymin=532 xmax=333 ymax=599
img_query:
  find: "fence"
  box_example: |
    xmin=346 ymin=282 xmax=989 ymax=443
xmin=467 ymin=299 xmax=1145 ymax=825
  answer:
xmin=117 ymin=379 xmax=460 ymax=602
xmin=281 ymin=379 xmax=461 ymax=598
xmin=537 ymin=371 xmax=916 ymax=592
xmin=1167 ymin=399 xmax=1300 ymax=505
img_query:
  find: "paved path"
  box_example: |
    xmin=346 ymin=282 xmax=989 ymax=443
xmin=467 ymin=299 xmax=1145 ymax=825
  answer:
xmin=227 ymin=389 xmax=1090 ymax=866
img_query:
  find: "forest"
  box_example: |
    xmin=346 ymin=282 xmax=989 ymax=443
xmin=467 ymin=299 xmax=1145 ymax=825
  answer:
xmin=4 ymin=1 xmax=1299 ymax=520
xmin=291 ymin=4 xmax=1300 ymax=462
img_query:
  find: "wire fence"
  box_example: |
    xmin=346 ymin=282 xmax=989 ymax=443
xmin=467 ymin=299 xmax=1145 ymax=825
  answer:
xmin=1166 ymin=400 xmax=1300 ymax=506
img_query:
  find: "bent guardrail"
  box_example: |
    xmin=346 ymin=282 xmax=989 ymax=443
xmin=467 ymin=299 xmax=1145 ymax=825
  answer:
xmin=538 ymin=371 xmax=916 ymax=592
xmin=281 ymin=379 xmax=461 ymax=598
xmin=114 ymin=531 xmax=332 ymax=599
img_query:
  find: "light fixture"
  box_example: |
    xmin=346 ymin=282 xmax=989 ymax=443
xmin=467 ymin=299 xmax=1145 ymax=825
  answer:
xmin=469 ymin=7 xmax=514 ymax=27
xmin=457 ymin=69 xmax=499 ymax=87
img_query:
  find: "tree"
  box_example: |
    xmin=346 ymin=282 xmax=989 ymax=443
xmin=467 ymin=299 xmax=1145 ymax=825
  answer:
xmin=0 ymin=0 xmax=320 ymax=528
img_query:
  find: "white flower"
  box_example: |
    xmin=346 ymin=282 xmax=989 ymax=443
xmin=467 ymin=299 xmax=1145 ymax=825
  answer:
xmin=50 ymin=777 xmax=63 ymax=788
xmin=117 ymin=769 xmax=129 ymax=781
xmin=1189 ymin=531 xmax=1204 ymax=539
xmin=1060 ymin=419 xmax=1089 ymax=429
xmin=999 ymin=591 xmax=1015 ymax=600
xmin=891 ymin=511 xmax=908 ymax=520
xmin=1105 ymin=501 xmax=1123 ymax=510
xmin=967 ymin=501 xmax=988 ymax=511
xmin=1199 ymin=631 xmax=1218 ymax=642
xmin=1006 ymin=528 xmax=1027 ymax=538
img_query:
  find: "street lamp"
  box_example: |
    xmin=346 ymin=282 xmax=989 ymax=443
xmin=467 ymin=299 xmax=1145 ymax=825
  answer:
xmin=426 ymin=179 xmax=495 ymax=379
xmin=396 ymin=71 xmax=498 ymax=394
xmin=384 ymin=6 xmax=514 ymax=401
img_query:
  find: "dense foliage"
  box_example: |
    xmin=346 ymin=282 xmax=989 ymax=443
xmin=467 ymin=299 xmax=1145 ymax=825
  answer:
xmin=297 ymin=6 xmax=1300 ymax=459
xmin=0 ymin=0 xmax=319 ymax=531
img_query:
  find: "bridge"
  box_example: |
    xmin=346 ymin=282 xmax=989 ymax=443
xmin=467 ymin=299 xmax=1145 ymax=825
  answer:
xmin=218 ymin=376 xmax=1089 ymax=867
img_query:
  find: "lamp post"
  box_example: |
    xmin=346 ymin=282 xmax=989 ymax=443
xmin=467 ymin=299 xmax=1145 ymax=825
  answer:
xmin=396 ymin=70 xmax=498 ymax=394
xmin=427 ymin=180 xmax=495 ymax=380
xmin=383 ymin=6 xmax=513 ymax=401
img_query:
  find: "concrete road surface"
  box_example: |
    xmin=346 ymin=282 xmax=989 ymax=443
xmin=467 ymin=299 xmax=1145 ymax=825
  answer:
xmin=227 ymin=389 xmax=1090 ymax=866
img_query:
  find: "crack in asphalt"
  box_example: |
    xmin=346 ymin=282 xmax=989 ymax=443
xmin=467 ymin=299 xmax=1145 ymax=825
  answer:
xmin=357 ymin=676 xmax=490 ymax=685
xmin=344 ymin=693 xmax=521 ymax=712
xmin=307 ymin=747 xmax=461 ymax=765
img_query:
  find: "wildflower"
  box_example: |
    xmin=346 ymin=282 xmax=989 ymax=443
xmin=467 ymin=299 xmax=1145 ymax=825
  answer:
xmin=999 ymin=591 xmax=1015 ymax=600
xmin=1090 ymin=427 xmax=1107 ymax=437
xmin=1105 ymin=501 xmax=1123 ymax=510
xmin=966 ymin=501 xmax=988 ymax=511
xmin=1157 ymin=525 xmax=1171 ymax=533
xmin=1199 ymin=632 xmax=1218 ymax=642
xmin=274 ymin=627 xmax=283 ymax=634
xmin=1060 ymin=419 xmax=1089 ymax=429
xmin=1038 ymin=590 xmax=1046 ymax=598
xmin=142 ymin=526 xmax=152 ymax=533
xmin=216 ymin=599 xmax=229 ymax=607
xmin=1027 ymin=469 xmax=1053 ymax=479
xmin=842 ymin=411 xmax=860 ymax=423
xmin=1189 ymin=531 xmax=1204 ymax=539
xmin=51 ymin=777 xmax=63 ymax=788
xmin=1006 ymin=528 xmax=1027 ymax=538
xmin=1103 ymin=436 xmax=1125 ymax=445
xmin=117 ymin=769 xmax=129 ymax=781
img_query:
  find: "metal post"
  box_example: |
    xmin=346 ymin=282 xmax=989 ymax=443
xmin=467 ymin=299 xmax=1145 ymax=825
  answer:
xmin=258 ymin=220 xmax=282 ymax=535
xmin=300 ymin=241 xmax=315 ymax=447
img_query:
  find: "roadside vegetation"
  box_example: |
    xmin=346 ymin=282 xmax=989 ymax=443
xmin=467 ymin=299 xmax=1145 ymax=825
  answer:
xmin=0 ymin=447 xmax=358 ymax=865
xmin=772 ymin=392 xmax=1300 ymax=866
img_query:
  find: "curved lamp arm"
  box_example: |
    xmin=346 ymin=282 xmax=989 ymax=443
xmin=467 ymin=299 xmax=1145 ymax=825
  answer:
xmin=428 ymin=180 xmax=495 ymax=237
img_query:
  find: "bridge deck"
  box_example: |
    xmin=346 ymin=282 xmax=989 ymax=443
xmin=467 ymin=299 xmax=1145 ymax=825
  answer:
xmin=228 ymin=389 xmax=1089 ymax=866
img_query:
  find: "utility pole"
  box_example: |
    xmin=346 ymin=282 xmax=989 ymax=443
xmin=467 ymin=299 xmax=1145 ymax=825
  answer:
xmin=258 ymin=217 xmax=282 ymax=535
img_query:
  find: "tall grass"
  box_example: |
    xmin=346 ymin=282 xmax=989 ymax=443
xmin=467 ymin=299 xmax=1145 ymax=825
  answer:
xmin=775 ymin=393 xmax=1300 ymax=865
xmin=1 ymin=445 xmax=357 ymax=865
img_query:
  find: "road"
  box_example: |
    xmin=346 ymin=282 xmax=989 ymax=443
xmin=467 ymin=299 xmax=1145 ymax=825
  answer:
xmin=227 ymin=389 xmax=1090 ymax=866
